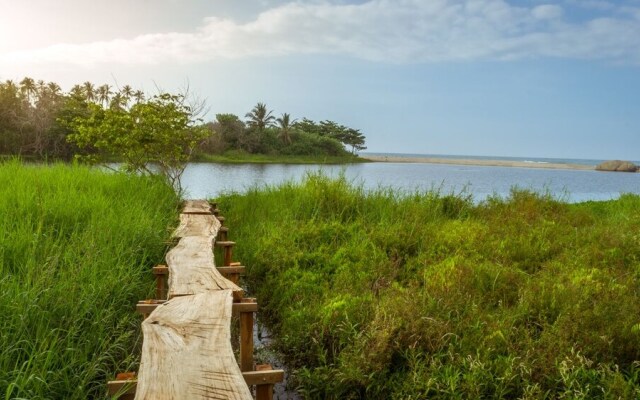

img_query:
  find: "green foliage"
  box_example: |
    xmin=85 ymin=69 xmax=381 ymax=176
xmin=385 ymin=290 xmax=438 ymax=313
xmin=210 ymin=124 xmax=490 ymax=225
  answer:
xmin=0 ymin=160 xmax=178 ymax=399
xmin=0 ymin=78 xmax=150 ymax=160
xmin=218 ymin=174 xmax=640 ymax=399
xmin=199 ymin=104 xmax=367 ymax=159
xmin=68 ymin=93 xmax=208 ymax=189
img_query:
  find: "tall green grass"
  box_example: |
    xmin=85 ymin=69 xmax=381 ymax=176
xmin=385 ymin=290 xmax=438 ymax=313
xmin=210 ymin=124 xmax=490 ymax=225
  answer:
xmin=218 ymin=172 xmax=640 ymax=399
xmin=0 ymin=161 xmax=178 ymax=399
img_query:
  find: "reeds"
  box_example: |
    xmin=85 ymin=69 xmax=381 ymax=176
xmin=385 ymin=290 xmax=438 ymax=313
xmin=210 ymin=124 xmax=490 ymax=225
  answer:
xmin=0 ymin=160 xmax=178 ymax=399
xmin=218 ymin=172 xmax=640 ymax=399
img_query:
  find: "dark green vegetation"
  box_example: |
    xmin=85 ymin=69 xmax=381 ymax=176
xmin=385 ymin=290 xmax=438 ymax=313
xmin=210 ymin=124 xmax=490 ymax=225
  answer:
xmin=0 ymin=161 xmax=178 ymax=399
xmin=196 ymin=105 xmax=367 ymax=159
xmin=219 ymin=174 xmax=640 ymax=399
xmin=0 ymin=79 xmax=367 ymax=165
xmin=194 ymin=151 xmax=366 ymax=164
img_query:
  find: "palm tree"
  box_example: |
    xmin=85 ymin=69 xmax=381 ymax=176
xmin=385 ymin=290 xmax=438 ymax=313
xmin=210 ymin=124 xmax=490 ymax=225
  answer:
xmin=133 ymin=90 xmax=145 ymax=104
xmin=82 ymin=81 xmax=95 ymax=102
xmin=245 ymin=102 xmax=275 ymax=131
xmin=4 ymin=80 xmax=17 ymax=93
xmin=69 ymin=84 xmax=84 ymax=99
xmin=120 ymin=85 xmax=134 ymax=106
xmin=276 ymin=113 xmax=295 ymax=145
xmin=110 ymin=92 xmax=124 ymax=109
xmin=46 ymin=82 xmax=61 ymax=96
xmin=97 ymin=84 xmax=112 ymax=106
xmin=19 ymin=77 xmax=36 ymax=102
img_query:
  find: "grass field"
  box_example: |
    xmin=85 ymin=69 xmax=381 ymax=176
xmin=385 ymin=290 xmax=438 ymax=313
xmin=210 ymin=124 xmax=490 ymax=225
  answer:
xmin=0 ymin=161 xmax=178 ymax=399
xmin=218 ymin=172 xmax=640 ymax=399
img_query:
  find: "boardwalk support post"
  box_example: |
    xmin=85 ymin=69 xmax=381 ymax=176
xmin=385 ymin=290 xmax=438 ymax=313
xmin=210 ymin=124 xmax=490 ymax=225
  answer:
xmin=152 ymin=265 xmax=168 ymax=300
xmin=215 ymin=240 xmax=236 ymax=267
xmin=255 ymin=365 xmax=275 ymax=400
xmin=240 ymin=298 xmax=257 ymax=372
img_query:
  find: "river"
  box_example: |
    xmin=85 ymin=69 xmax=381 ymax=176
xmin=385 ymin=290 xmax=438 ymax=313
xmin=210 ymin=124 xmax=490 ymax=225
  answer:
xmin=180 ymin=161 xmax=640 ymax=203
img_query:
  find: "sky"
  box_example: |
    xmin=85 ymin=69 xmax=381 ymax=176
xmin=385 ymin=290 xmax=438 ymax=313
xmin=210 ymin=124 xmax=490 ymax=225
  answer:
xmin=1 ymin=0 xmax=639 ymax=160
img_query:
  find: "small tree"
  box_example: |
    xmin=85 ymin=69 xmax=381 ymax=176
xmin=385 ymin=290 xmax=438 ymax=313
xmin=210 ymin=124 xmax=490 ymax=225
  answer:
xmin=67 ymin=92 xmax=208 ymax=192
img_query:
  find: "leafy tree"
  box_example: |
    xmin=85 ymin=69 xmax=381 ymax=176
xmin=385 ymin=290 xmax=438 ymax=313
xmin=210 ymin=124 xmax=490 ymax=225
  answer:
xmin=293 ymin=118 xmax=322 ymax=136
xmin=343 ymin=128 xmax=367 ymax=154
xmin=276 ymin=113 xmax=296 ymax=145
xmin=245 ymin=102 xmax=275 ymax=131
xmin=214 ymin=113 xmax=246 ymax=150
xmin=68 ymin=92 xmax=208 ymax=191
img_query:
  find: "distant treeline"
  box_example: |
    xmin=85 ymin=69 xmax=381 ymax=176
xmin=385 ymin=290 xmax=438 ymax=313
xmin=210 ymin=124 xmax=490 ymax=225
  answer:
xmin=202 ymin=104 xmax=366 ymax=157
xmin=0 ymin=78 xmax=366 ymax=160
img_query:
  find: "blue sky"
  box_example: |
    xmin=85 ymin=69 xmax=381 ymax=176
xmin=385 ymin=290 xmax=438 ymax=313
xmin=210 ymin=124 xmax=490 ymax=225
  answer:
xmin=1 ymin=0 xmax=639 ymax=159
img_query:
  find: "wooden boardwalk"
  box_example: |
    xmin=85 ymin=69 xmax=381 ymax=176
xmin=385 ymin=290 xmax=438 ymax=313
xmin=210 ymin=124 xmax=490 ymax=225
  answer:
xmin=108 ymin=200 xmax=283 ymax=400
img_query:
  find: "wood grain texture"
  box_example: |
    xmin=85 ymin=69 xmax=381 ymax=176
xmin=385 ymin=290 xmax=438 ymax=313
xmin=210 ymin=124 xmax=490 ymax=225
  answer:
xmin=166 ymin=236 xmax=242 ymax=299
xmin=135 ymin=291 xmax=252 ymax=400
xmin=173 ymin=213 xmax=221 ymax=239
xmin=182 ymin=200 xmax=213 ymax=214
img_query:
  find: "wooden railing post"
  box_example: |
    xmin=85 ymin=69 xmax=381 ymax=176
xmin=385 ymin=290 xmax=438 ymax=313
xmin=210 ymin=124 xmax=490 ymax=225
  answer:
xmin=218 ymin=226 xmax=229 ymax=241
xmin=239 ymin=298 xmax=256 ymax=372
xmin=152 ymin=265 xmax=168 ymax=300
xmin=215 ymin=241 xmax=235 ymax=267
xmin=255 ymin=365 xmax=275 ymax=400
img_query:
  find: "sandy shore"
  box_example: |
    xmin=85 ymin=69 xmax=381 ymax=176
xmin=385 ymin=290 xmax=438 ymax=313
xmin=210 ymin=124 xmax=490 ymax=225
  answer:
xmin=362 ymin=155 xmax=594 ymax=171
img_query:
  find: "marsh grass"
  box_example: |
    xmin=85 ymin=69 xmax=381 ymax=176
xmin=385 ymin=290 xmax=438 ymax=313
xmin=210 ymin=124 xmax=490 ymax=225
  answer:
xmin=219 ymin=172 xmax=640 ymax=399
xmin=0 ymin=160 xmax=178 ymax=399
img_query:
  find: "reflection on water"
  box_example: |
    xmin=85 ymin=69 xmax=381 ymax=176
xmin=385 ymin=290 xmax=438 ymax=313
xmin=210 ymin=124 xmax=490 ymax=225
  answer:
xmin=181 ymin=162 xmax=640 ymax=203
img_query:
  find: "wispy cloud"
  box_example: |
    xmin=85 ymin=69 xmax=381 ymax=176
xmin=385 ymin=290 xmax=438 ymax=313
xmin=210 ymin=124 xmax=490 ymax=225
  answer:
xmin=2 ymin=0 xmax=640 ymax=67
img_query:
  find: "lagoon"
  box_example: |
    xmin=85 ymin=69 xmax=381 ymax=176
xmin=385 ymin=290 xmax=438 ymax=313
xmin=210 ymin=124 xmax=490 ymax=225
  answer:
xmin=181 ymin=161 xmax=640 ymax=203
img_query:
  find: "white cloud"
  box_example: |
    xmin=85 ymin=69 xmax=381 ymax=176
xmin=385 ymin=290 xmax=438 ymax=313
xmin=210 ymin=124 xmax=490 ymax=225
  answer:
xmin=1 ymin=0 xmax=640 ymax=68
xmin=532 ymin=5 xmax=563 ymax=20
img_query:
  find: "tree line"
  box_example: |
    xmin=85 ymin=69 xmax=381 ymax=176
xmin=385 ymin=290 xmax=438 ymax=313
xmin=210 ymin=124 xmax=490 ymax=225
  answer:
xmin=201 ymin=102 xmax=367 ymax=157
xmin=0 ymin=78 xmax=367 ymax=161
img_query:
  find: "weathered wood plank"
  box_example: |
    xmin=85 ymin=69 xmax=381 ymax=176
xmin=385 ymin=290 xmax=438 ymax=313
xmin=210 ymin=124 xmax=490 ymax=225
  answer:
xmin=173 ymin=213 xmax=221 ymax=238
xmin=135 ymin=291 xmax=252 ymax=400
xmin=136 ymin=300 xmax=256 ymax=315
xmin=182 ymin=200 xmax=213 ymax=214
xmin=166 ymin=236 xmax=242 ymax=299
xmin=108 ymin=368 xmax=285 ymax=399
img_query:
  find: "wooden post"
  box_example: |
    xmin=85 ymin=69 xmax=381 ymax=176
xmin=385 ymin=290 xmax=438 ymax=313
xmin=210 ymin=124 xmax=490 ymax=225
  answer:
xmin=218 ymin=226 xmax=229 ymax=241
xmin=215 ymin=241 xmax=235 ymax=267
xmin=239 ymin=298 xmax=256 ymax=372
xmin=152 ymin=265 xmax=168 ymax=300
xmin=255 ymin=365 xmax=274 ymax=400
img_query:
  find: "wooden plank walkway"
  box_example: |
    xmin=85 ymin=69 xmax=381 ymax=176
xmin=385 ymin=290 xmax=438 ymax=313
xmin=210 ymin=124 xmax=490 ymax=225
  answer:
xmin=108 ymin=199 xmax=282 ymax=400
xmin=136 ymin=291 xmax=251 ymax=399
xmin=166 ymin=236 xmax=243 ymax=299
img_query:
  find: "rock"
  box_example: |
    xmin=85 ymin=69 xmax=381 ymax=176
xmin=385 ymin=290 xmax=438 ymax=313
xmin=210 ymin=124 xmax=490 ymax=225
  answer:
xmin=596 ymin=160 xmax=638 ymax=172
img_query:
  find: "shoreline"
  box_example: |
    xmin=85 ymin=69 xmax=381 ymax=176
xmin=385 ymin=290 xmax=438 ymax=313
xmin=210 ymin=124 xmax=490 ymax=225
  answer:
xmin=362 ymin=155 xmax=594 ymax=171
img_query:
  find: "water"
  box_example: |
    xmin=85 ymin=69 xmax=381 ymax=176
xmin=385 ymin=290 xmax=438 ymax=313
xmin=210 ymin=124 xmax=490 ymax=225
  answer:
xmin=363 ymin=152 xmax=640 ymax=167
xmin=181 ymin=161 xmax=640 ymax=203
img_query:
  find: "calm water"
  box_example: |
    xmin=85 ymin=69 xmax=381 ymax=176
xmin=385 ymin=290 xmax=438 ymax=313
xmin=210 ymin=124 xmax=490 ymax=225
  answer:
xmin=181 ymin=161 xmax=640 ymax=203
